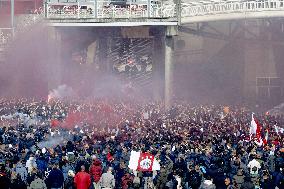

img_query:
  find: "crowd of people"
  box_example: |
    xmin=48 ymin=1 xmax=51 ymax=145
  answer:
xmin=0 ymin=97 xmax=283 ymax=189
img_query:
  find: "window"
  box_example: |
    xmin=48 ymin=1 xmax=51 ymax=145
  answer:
xmin=256 ymin=77 xmax=282 ymax=99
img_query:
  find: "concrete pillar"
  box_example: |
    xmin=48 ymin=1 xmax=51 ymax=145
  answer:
xmin=106 ymin=37 xmax=112 ymax=73
xmin=97 ymin=36 xmax=108 ymax=72
xmin=47 ymin=26 xmax=62 ymax=90
xmin=152 ymin=28 xmax=165 ymax=102
xmin=152 ymin=37 xmax=163 ymax=101
xmin=165 ymin=36 xmax=174 ymax=109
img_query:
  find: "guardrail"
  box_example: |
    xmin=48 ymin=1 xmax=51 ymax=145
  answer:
xmin=181 ymin=0 xmax=284 ymax=18
xmin=45 ymin=0 xmax=284 ymax=22
xmin=45 ymin=0 xmax=177 ymax=19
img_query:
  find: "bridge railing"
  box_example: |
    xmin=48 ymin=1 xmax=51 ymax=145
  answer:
xmin=181 ymin=0 xmax=284 ymax=18
xmin=44 ymin=0 xmax=177 ymax=19
xmin=45 ymin=0 xmax=284 ymax=22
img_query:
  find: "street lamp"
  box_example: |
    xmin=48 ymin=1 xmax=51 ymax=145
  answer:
xmin=11 ymin=0 xmax=15 ymax=36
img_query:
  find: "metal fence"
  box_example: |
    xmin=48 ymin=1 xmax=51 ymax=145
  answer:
xmin=45 ymin=0 xmax=284 ymax=21
xmin=181 ymin=0 xmax=284 ymax=17
xmin=45 ymin=0 xmax=177 ymax=19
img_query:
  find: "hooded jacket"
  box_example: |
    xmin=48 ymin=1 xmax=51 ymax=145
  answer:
xmin=74 ymin=171 xmax=91 ymax=189
xmin=90 ymin=159 xmax=103 ymax=183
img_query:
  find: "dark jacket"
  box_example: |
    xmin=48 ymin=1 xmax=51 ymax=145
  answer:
xmin=0 ymin=172 xmax=10 ymax=189
xmin=186 ymin=170 xmax=202 ymax=189
xmin=260 ymin=178 xmax=273 ymax=189
xmin=10 ymin=177 xmax=27 ymax=189
xmin=46 ymin=168 xmax=64 ymax=188
xmin=240 ymin=177 xmax=254 ymax=189
xmin=64 ymin=176 xmax=75 ymax=189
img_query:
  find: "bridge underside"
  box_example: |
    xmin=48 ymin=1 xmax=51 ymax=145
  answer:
xmin=176 ymin=19 xmax=284 ymax=107
xmin=43 ymin=18 xmax=284 ymax=108
xmin=45 ymin=26 xmax=175 ymax=105
xmin=48 ymin=20 xmax=178 ymax=27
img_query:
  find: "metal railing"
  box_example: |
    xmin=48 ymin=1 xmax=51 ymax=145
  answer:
xmin=45 ymin=0 xmax=284 ymax=22
xmin=181 ymin=0 xmax=284 ymax=17
xmin=45 ymin=0 xmax=177 ymax=19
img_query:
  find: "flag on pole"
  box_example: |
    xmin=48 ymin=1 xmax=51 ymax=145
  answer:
xmin=252 ymin=115 xmax=268 ymax=146
xmin=250 ymin=113 xmax=266 ymax=146
xmin=250 ymin=113 xmax=257 ymax=135
xmin=128 ymin=151 xmax=160 ymax=171
xmin=255 ymin=119 xmax=262 ymax=143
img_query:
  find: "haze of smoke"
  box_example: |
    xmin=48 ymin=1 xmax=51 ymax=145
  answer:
xmin=37 ymin=136 xmax=64 ymax=149
xmin=49 ymin=84 xmax=75 ymax=100
xmin=268 ymin=103 xmax=284 ymax=115
xmin=37 ymin=130 xmax=73 ymax=148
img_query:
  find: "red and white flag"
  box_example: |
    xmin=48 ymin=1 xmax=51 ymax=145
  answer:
xmin=255 ymin=118 xmax=262 ymax=143
xmin=128 ymin=151 xmax=160 ymax=171
xmin=251 ymin=115 xmax=268 ymax=146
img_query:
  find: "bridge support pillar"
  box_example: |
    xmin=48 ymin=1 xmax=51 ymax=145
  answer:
xmin=153 ymin=33 xmax=165 ymax=102
xmin=47 ymin=27 xmax=62 ymax=90
xmin=97 ymin=36 xmax=108 ymax=72
xmin=153 ymin=26 xmax=176 ymax=108
xmin=165 ymin=36 xmax=174 ymax=109
xmin=165 ymin=26 xmax=177 ymax=109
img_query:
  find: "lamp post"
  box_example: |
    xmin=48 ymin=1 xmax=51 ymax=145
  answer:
xmin=11 ymin=0 xmax=15 ymax=36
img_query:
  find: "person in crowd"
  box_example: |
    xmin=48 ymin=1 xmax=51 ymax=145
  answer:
xmin=16 ymin=160 xmax=28 ymax=183
xmin=28 ymin=173 xmax=47 ymax=189
xmin=90 ymin=158 xmax=103 ymax=189
xmin=0 ymin=165 xmax=11 ymax=189
xmin=121 ymin=172 xmax=134 ymax=189
xmin=240 ymin=176 xmax=255 ymax=189
xmin=199 ymin=174 xmax=216 ymax=189
xmin=26 ymin=155 xmax=37 ymax=174
xmin=224 ymin=177 xmax=234 ymax=189
xmin=64 ymin=170 xmax=75 ymax=189
xmin=10 ymin=174 xmax=27 ymax=189
xmin=233 ymin=169 xmax=245 ymax=189
xmin=46 ymin=163 xmax=64 ymax=189
xmin=74 ymin=165 xmax=91 ymax=189
xmin=100 ymin=167 xmax=115 ymax=189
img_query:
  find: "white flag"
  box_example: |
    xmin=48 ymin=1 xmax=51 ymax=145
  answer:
xmin=250 ymin=113 xmax=257 ymax=135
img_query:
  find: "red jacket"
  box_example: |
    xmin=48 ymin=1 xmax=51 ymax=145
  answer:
xmin=90 ymin=159 xmax=103 ymax=183
xmin=74 ymin=171 xmax=91 ymax=189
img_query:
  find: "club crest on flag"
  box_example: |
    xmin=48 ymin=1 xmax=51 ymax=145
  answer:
xmin=138 ymin=153 xmax=154 ymax=171
xmin=128 ymin=151 xmax=160 ymax=171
